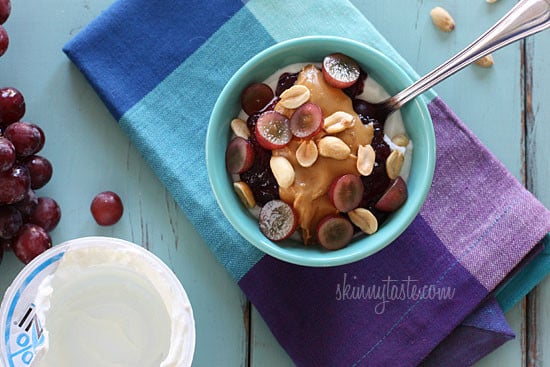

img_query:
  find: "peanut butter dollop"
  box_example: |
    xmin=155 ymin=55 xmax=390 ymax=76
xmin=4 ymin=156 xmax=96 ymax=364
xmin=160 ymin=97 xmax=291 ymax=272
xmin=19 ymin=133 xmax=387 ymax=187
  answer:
xmin=273 ymin=65 xmax=373 ymax=244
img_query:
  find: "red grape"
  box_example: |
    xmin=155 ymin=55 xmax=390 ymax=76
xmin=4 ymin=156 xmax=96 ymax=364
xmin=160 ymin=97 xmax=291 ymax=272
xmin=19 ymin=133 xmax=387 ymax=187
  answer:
xmin=12 ymin=224 xmax=51 ymax=264
xmin=0 ymin=205 xmax=22 ymax=239
xmin=0 ymin=136 xmax=15 ymax=171
xmin=90 ymin=191 xmax=123 ymax=226
xmin=33 ymin=124 xmax=45 ymax=152
xmin=29 ymin=197 xmax=61 ymax=232
xmin=0 ymin=87 xmax=25 ymax=127
xmin=23 ymin=155 xmax=52 ymax=189
xmin=241 ymin=83 xmax=274 ymax=116
xmin=0 ymin=0 xmax=10 ymax=24
xmin=0 ymin=24 xmax=7 ymax=57
xmin=0 ymin=165 xmax=30 ymax=205
xmin=4 ymin=122 xmax=43 ymax=157
xmin=14 ymin=189 xmax=38 ymax=217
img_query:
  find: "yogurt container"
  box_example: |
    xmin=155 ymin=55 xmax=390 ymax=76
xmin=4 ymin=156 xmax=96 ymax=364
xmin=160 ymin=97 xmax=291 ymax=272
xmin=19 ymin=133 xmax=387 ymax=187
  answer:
xmin=0 ymin=236 xmax=195 ymax=367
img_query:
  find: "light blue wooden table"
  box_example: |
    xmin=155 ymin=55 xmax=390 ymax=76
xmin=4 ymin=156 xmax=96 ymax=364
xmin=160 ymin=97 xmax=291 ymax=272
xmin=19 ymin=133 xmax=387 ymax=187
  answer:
xmin=0 ymin=1 xmax=548 ymax=366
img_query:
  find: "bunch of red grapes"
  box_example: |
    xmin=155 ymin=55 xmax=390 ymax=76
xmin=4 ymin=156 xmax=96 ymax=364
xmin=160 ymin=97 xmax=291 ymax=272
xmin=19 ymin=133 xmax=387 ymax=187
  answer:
xmin=0 ymin=0 xmax=61 ymax=265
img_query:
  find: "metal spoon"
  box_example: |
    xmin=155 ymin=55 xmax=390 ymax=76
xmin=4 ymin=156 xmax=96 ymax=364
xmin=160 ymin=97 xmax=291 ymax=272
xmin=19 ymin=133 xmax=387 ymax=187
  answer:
xmin=372 ymin=0 xmax=550 ymax=122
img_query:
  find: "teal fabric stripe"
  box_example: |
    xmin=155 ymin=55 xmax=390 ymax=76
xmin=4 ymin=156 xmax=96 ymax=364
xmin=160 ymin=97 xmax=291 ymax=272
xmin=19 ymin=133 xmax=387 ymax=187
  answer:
xmin=245 ymin=0 xmax=437 ymax=103
xmin=496 ymin=233 xmax=550 ymax=312
xmin=119 ymin=6 xmax=273 ymax=281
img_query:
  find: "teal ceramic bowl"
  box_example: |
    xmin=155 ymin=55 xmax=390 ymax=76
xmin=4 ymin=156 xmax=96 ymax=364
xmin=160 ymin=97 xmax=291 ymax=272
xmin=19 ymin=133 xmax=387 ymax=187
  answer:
xmin=206 ymin=36 xmax=435 ymax=267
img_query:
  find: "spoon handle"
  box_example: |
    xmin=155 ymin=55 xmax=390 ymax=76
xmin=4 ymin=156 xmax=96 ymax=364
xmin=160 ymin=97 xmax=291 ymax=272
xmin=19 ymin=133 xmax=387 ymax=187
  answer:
xmin=388 ymin=0 xmax=550 ymax=111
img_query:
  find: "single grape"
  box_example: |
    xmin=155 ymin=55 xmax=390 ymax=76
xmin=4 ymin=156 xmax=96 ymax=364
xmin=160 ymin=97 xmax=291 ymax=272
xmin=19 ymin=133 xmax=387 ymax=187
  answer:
xmin=23 ymin=155 xmax=52 ymax=189
xmin=0 ymin=205 xmax=22 ymax=239
xmin=0 ymin=0 xmax=10 ymax=24
xmin=241 ymin=83 xmax=274 ymax=116
xmin=3 ymin=122 xmax=43 ymax=157
xmin=0 ymin=136 xmax=15 ymax=172
xmin=0 ymin=165 xmax=30 ymax=205
xmin=12 ymin=224 xmax=51 ymax=264
xmin=33 ymin=124 xmax=45 ymax=152
xmin=29 ymin=197 xmax=61 ymax=232
xmin=90 ymin=191 xmax=123 ymax=226
xmin=14 ymin=189 xmax=38 ymax=218
xmin=0 ymin=87 xmax=25 ymax=127
xmin=0 ymin=24 xmax=8 ymax=57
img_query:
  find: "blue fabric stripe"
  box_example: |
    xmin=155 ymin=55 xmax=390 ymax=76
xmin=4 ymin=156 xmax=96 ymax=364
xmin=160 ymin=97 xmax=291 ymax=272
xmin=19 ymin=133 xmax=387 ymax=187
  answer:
xmin=119 ymin=6 xmax=274 ymax=281
xmin=63 ymin=0 xmax=244 ymax=120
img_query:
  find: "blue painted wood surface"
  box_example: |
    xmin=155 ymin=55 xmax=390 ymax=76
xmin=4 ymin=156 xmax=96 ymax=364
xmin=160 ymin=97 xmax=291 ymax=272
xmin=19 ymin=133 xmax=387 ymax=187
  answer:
xmin=0 ymin=1 xmax=547 ymax=366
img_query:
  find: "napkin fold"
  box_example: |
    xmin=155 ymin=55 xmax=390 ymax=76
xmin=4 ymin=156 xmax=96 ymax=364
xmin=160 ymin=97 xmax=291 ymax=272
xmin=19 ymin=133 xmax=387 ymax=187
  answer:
xmin=63 ymin=0 xmax=550 ymax=365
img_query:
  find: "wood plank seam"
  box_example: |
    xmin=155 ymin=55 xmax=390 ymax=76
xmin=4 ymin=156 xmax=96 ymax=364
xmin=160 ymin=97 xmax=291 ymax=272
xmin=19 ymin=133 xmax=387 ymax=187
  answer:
xmin=523 ymin=35 xmax=541 ymax=367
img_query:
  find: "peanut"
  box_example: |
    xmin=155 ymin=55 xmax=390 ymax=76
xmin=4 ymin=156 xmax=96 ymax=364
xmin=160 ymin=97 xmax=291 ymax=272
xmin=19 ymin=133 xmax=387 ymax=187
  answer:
xmin=230 ymin=118 xmax=250 ymax=139
xmin=386 ymin=149 xmax=405 ymax=180
xmin=323 ymin=111 xmax=355 ymax=134
xmin=270 ymin=156 xmax=295 ymax=188
xmin=296 ymin=140 xmax=319 ymax=168
xmin=278 ymin=85 xmax=311 ymax=109
xmin=317 ymin=136 xmax=351 ymax=160
xmin=356 ymin=144 xmax=375 ymax=176
xmin=430 ymin=7 xmax=455 ymax=32
xmin=349 ymin=208 xmax=378 ymax=235
xmin=233 ymin=181 xmax=256 ymax=209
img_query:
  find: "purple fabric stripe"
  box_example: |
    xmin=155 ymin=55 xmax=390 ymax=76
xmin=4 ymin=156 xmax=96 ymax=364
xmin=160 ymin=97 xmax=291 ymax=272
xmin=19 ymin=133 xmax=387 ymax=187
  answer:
xmin=420 ymin=297 xmax=514 ymax=366
xmin=422 ymin=98 xmax=550 ymax=291
xmin=240 ymin=216 xmax=488 ymax=366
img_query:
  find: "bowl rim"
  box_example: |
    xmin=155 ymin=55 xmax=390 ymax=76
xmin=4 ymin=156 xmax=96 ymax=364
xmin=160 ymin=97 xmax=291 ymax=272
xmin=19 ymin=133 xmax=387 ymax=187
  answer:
xmin=206 ymin=35 xmax=435 ymax=267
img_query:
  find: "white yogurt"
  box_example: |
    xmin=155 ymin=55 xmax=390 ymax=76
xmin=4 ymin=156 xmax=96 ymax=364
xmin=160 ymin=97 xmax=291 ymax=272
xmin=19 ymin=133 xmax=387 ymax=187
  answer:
xmin=0 ymin=237 xmax=195 ymax=367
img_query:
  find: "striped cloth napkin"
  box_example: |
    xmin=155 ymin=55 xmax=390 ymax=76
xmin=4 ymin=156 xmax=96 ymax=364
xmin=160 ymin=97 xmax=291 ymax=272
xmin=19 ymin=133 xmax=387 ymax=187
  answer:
xmin=63 ymin=0 xmax=550 ymax=365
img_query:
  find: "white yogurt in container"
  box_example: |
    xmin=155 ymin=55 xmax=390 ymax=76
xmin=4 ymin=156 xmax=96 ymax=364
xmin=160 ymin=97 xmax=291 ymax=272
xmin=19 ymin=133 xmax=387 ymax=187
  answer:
xmin=0 ymin=237 xmax=195 ymax=367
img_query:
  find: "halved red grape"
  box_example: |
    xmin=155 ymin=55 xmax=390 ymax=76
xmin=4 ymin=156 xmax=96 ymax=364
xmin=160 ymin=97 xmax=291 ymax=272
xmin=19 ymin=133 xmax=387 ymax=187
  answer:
xmin=29 ymin=197 xmax=61 ymax=232
xmin=316 ymin=215 xmax=353 ymax=250
xmin=91 ymin=191 xmax=124 ymax=226
xmin=241 ymin=83 xmax=274 ymax=116
xmin=0 ymin=136 xmax=15 ymax=172
xmin=0 ymin=24 xmax=8 ymax=57
xmin=3 ymin=122 xmax=43 ymax=157
xmin=322 ymin=53 xmax=361 ymax=89
xmin=259 ymin=199 xmax=297 ymax=241
xmin=0 ymin=205 xmax=22 ymax=239
xmin=329 ymin=174 xmax=364 ymax=213
xmin=255 ymin=111 xmax=292 ymax=150
xmin=0 ymin=0 xmax=10 ymax=24
xmin=22 ymin=155 xmax=52 ymax=189
xmin=0 ymin=87 xmax=25 ymax=127
xmin=226 ymin=137 xmax=254 ymax=174
xmin=289 ymin=102 xmax=323 ymax=139
xmin=0 ymin=165 xmax=30 ymax=205
xmin=13 ymin=224 xmax=51 ymax=264
xmin=375 ymin=176 xmax=408 ymax=212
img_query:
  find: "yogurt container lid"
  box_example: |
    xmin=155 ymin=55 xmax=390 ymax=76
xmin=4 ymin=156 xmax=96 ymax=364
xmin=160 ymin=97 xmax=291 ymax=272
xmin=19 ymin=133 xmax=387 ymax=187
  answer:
xmin=0 ymin=236 xmax=196 ymax=367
